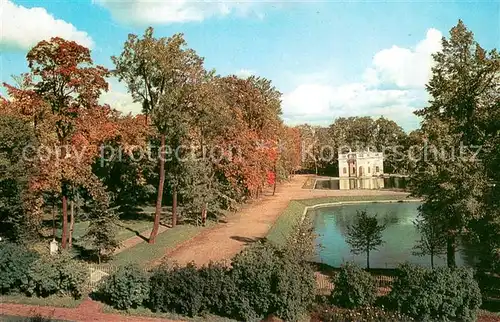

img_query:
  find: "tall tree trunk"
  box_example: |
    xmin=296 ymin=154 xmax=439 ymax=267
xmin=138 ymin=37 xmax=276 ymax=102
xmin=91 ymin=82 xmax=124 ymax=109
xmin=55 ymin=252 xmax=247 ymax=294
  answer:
xmin=430 ymin=252 xmax=434 ymax=269
xmin=172 ymin=186 xmax=177 ymax=228
xmin=68 ymin=199 xmax=74 ymax=248
xmin=61 ymin=193 xmax=68 ymax=249
xmin=52 ymin=204 xmax=56 ymax=240
xmin=366 ymin=249 xmax=370 ymax=270
xmin=201 ymin=202 xmax=208 ymax=226
xmin=446 ymin=235 xmax=456 ymax=268
xmin=150 ymin=134 xmax=166 ymax=244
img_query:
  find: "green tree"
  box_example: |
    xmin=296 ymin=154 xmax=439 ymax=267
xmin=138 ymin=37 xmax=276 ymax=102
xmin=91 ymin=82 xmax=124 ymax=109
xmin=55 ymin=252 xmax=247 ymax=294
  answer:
xmin=411 ymin=20 xmax=499 ymax=267
xmin=373 ymin=117 xmax=407 ymax=173
xmin=412 ymin=213 xmax=446 ymax=268
xmin=345 ymin=210 xmax=386 ymax=269
xmin=0 ymin=115 xmax=36 ymax=240
xmin=113 ymin=28 xmax=205 ymax=243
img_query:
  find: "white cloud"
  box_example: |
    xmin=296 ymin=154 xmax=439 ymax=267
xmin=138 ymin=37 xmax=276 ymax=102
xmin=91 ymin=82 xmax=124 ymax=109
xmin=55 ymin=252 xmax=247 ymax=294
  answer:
xmin=363 ymin=28 xmax=443 ymax=88
xmin=235 ymin=69 xmax=255 ymax=78
xmin=0 ymin=0 xmax=94 ymax=51
xmin=99 ymin=78 xmax=142 ymax=115
xmin=282 ymin=29 xmax=442 ymax=131
xmin=94 ymin=0 xmax=262 ymax=25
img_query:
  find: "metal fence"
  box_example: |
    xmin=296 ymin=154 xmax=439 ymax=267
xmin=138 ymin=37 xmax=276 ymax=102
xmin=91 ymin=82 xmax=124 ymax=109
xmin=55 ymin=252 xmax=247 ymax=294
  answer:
xmin=87 ymin=263 xmax=117 ymax=290
xmin=85 ymin=264 xmax=396 ymax=296
xmin=315 ymin=272 xmax=394 ymax=296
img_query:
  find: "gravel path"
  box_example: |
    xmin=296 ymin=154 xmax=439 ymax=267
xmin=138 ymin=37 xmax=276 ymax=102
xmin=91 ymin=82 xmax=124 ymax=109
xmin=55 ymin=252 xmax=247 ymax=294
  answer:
xmin=155 ymin=175 xmax=409 ymax=266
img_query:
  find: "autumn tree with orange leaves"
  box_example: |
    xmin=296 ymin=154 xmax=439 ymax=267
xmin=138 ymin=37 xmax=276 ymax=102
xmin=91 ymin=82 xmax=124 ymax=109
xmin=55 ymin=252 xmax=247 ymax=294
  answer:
xmin=0 ymin=32 xmax=303 ymax=257
xmin=3 ymin=38 xmax=111 ymax=248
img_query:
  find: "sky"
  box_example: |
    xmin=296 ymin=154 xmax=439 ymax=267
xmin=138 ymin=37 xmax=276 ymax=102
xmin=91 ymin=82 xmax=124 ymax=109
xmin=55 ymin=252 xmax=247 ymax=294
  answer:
xmin=0 ymin=0 xmax=499 ymax=132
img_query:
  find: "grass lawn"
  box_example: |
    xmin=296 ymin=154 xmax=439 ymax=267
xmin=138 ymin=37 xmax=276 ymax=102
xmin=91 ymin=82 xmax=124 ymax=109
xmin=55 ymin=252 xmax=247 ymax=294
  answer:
xmin=111 ymin=222 xmax=213 ymax=267
xmin=102 ymin=304 xmax=237 ymax=322
xmin=0 ymin=294 xmax=84 ymax=308
xmin=50 ymin=215 xmax=154 ymax=243
xmin=266 ymin=200 xmax=306 ymax=246
xmin=298 ymin=194 xmax=415 ymax=207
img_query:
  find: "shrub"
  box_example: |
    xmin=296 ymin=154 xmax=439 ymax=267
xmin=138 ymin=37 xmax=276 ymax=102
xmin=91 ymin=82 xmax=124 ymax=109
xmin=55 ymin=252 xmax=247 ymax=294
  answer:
xmin=331 ymin=262 xmax=377 ymax=308
xmin=230 ymin=242 xmax=279 ymax=321
xmin=144 ymin=239 xmax=316 ymax=321
xmin=313 ymin=305 xmax=415 ymax=322
xmin=97 ymin=264 xmax=149 ymax=310
xmin=388 ymin=263 xmax=482 ymax=322
xmin=24 ymin=314 xmax=54 ymax=322
xmin=198 ymin=261 xmax=238 ymax=316
xmin=230 ymin=241 xmax=316 ymax=321
xmin=273 ymin=256 xmax=316 ymax=321
xmin=0 ymin=242 xmax=38 ymax=294
xmin=148 ymin=262 xmax=206 ymax=317
xmin=22 ymin=253 xmax=86 ymax=299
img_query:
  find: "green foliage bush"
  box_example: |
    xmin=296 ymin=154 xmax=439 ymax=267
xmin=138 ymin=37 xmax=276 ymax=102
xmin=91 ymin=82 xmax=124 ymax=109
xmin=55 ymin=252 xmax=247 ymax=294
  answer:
xmin=149 ymin=262 xmax=206 ymax=317
xmin=22 ymin=253 xmax=86 ymax=299
xmin=229 ymin=242 xmax=278 ymax=321
xmin=147 ymin=261 xmax=240 ymax=318
xmin=230 ymin=241 xmax=315 ymax=321
xmin=387 ymin=263 xmax=482 ymax=322
xmin=0 ymin=243 xmax=38 ymax=294
xmin=314 ymin=305 xmax=415 ymax=322
xmin=331 ymin=262 xmax=377 ymax=308
xmin=272 ymin=255 xmax=316 ymax=321
xmin=97 ymin=264 xmax=149 ymax=310
xmin=147 ymin=240 xmax=315 ymax=321
xmin=197 ymin=262 xmax=239 ymax=316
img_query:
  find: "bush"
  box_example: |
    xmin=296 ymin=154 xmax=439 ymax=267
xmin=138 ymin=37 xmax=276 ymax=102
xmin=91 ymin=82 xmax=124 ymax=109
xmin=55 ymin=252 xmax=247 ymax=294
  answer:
xmin=273 ymin=256 xmax=316 ymax=321
xmin=22 ymin=253 xmax=86 ymax=299
xmin=148 ymin=262 xmax=206 ymax=317
xmin=229 ymin=242 xmax=279 ymax=321
xmin=230 ymin=241 xmax=315 ymax=321
xmin=147 ymin=241 xmax=315 ymax=321
xmin=23 ymin=314 xmax=54 ymax=322
xmin=198 ymin=262 xmax=238 ymax=316
xmin=331 ymin=262 xmax=377 ymax=308
xmin=97 ymin=264 xmax=149 ymax=310
xmin=313 ymin=305 xmax=415 ymax=322
xmin=0 ymin=243 xmax=38 ymax=294
xmin=388 ymin=263 xmax=482 ymax=322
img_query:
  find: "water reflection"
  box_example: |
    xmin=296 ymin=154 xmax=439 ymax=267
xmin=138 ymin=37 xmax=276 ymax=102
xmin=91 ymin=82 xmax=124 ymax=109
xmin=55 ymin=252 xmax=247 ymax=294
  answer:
xmin=314 ymin=176 xmax=409 ymax=190
xmin=313 ymin=202 xmax=473 ymax=268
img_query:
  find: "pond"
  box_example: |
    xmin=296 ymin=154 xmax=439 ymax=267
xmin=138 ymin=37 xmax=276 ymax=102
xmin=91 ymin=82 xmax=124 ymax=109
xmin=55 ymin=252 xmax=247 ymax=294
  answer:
xmin=312 ymin=202 xmax=471 ymax=268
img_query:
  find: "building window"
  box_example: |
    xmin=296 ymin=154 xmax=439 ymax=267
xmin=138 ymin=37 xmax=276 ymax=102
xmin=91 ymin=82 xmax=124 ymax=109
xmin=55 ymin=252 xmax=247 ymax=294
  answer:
xmin=343 ymin=167 xmax=347 ymax=174
xmin=368 ymin=167 xmax=371 ymax=173
xmin=376 ymin=166 xmax=380 ymax=173
xmin=359 ymin=166 xmax=363 ymax=176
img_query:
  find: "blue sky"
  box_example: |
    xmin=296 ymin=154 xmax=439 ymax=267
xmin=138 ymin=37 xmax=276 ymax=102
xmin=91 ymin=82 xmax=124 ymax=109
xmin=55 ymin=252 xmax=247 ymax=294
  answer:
xmin=1 ymin=0 xmax=499 ymax=131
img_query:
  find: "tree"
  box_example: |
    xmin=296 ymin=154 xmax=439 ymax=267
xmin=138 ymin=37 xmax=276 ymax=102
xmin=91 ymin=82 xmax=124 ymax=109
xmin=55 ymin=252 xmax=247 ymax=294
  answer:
xmin=114 ymin=28 xmax=205 ymax=243
xmin=345 ymin=210 xmax=386 ymax=269
xmin=411 ymin=20 xmax=499 ymax=267
xmin=373 ymin=117 xmax=407 ymax=173
xmin=216 ymin=76 xmax=282 ymax=198
xmin=412 ymin=214 xmax=446 ymax=268
xmin=297 ymin=124 xmax=327 ymax=175
xmin=0 ymin=115 xmax=36 ymax=240
xmin=4 ymin=38 xmax=109 ymax=248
